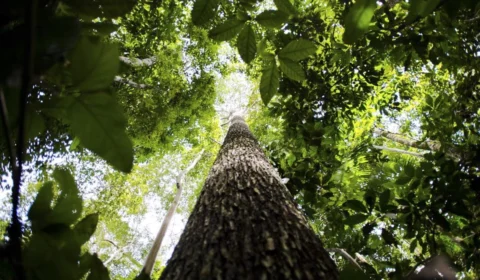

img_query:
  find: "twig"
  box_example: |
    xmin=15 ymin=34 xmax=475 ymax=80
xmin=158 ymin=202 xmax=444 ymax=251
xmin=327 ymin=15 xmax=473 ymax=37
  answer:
xmin=326 ymin=248 xmax=363 ymax=271
xmin=208 ymin=137 xmax=222 ymax=146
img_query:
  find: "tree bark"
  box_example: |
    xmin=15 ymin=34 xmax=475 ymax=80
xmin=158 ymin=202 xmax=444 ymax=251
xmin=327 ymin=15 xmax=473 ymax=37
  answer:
xmin=159 ymin=116 xmax=338 ymax=280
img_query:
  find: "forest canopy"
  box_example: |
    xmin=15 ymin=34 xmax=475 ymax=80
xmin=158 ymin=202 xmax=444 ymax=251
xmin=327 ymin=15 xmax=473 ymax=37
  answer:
xmin=1 ymin=0 xmax=479 ymax=279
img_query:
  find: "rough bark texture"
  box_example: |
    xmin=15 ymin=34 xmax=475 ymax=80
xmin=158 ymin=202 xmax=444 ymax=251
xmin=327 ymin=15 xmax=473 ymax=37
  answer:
xmin=160 ymin=116 xmax=338 ymax=280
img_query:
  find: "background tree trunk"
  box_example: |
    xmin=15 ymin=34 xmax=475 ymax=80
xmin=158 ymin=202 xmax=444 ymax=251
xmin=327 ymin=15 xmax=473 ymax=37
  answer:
xmin=160 ymin=116 xmax=338 ymax=280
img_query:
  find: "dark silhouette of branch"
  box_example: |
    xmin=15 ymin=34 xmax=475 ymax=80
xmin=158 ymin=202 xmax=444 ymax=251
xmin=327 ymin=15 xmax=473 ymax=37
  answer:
xmin=7 ymin=1 xmax=38 ymax=279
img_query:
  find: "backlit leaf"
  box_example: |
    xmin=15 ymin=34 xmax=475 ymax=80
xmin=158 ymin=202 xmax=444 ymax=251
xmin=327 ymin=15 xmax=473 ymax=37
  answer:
xmin=260 ymin=60 xmax=279 ymax=105
xmin=278 ymin=39 xmax=317 ymax=61
xmin=192 ymin=0 xmax=220 ymax=26
xmin=342 ymin=0 xmax=377 ymax=44
xmin=28 ymin=182 xmax=54 ymax=224
xmin=66 ymin=93 xmax=134 ymax=172
xmin=237 ymin=25 xmax=257 ymax=63
xmin=255 ymin=10 xmax=289 ymax=29
xmin=69 ymin=36 xmax=120 ymax=92
xmin=209 ymin=19 xmax=246 ymax=41
xmin=274 ymin=0 xmax=297 ymax=15
xmin=279 ymin=58 xmax=306 ymax=82
xmin=74 ymin=213 xmax=99 ymax=246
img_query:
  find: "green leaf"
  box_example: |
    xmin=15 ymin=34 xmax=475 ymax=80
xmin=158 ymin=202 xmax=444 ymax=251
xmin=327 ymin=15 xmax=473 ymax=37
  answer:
xmin=66 ymin=93 xmax=133 ymax=172
xmin=87 ymin=254 xmax=110 ymax=280
xmin=191 ymin=0 xmax=219 ymax=26
xmin=343 ymin=200 xmax=368 ymax=213
xmin=236 ymin=25 xmax=257 ymax=63
xmin=279 ymin=58 xmax=306 ymax=82
xmin=63 ymin=0 xmax=136 ymax=18
xmin=340 ymin=263 xmax=370 ymax=280
xmin=259 ymin=60 xmax=279 ymax=105
xmin=74 ymin=213 xmax=99 ymax=246
xmin=364 ymin=190 xmax=376 ymax=212
xmin=25 ymin=108 xmax=45 ymax=141
xmin=395 ymin=174 xmax=412 ymax=185
xmin=404 ymin=164 xmax=415 ymax=177
xmin=255 ymin=10 xmax=289 ymax=29
xmin=379 ymin=189 xmax=391 ymax=211
xmin=432 ymin=212 xmax=450 ymax=231
xmin=274 ymin=0 xmax=297 ymax=15
xmin=278 ymin=39 xmax=317 ymax=61
xmin=381 ymin=228 xmax=398 ymax=245
xmin=342 ymin=0 xmax=377 ymax=44
xmin=28 ymin=182 xmax=54 ymax=224
xmin=50 ymin=168 xmax=82 ymax=225
xmin=345 ymin=214 xmax=368 ymax=226
xmin=410 ymin=239 xmax=418 ymax=252
xmin=69 ymin=36 xmax=120 ymax=92
xmin=407 ymin=0 xmax=441 ymax=21
xmin=209 ymin=19 xmax=246 ymax=41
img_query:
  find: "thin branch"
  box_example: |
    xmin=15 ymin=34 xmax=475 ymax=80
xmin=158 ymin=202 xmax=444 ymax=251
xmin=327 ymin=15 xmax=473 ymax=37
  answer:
xmin=372 ymin=145 xmax=427 ymax=158
xmin=326 ymin=248 xmax=363 ymax=271
xmin=119 ymin=56 xmax=157 ymax=67
xmin=140 ymin=150 xmax=205 ymax=277
xmin=114 ymin=76 xmax=153 ymax=89
xmin=208 ymin=137 xmax=222 ymax=146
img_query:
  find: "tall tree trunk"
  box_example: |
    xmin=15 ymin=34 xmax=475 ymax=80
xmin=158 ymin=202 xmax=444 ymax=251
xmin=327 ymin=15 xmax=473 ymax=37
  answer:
xmin=160 ymin=116 xmax=338 ymax=280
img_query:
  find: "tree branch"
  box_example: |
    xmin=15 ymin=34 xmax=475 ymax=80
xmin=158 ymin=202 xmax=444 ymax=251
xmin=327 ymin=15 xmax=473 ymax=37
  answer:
xmin=326 ymin=248 xmax=363 ymax=271
xmin=372 ymin=145 xmax=427 ymax=158
xmin=119 ymin=56 xmax=157 ymax=67
xmin=114 ymin=76 xmax=153 ymax=89
xmin=140 ymin=150 xmax=205 ymax=277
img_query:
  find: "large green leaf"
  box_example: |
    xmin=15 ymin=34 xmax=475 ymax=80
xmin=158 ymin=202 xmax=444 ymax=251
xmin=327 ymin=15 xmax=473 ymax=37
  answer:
xmin=274 ymin=0 xmax=297 ymax=15
xmin=209 ymin=19 xmax=246 ymax=41
xmin=28 ymin=182 xmax=54 ymax=225
xmin=74 ymin=213 xmax=99 ymax=246
xmin=255 ymin=10 xmax=289 ymax=29
xmin=50 ymin=168 xmax=83 ymax=225
xmin=69 ymin=36 xmax=120 ymax=92
xmin=63 ymin=0 xmax=136 ymax=18
xmin=278 ymin=39 xmax=317 ymax=61
xmin=66 ymin=93 xmax=134 ymax=172
xmin=407 ymin=0 xmax=442 ymax=21
xmin=342 ymin=0 xmax=377 ymax=44
xmin=343 ymin=200 xmax=368 ymax=213
xmin=87 ymin=254 xmax=110 ymax=280
xmin=345 ymin=214 xmax=368 ymax=226
xmin=260 ymin=60 xmax=279 ymax=105
xmin=236 ymin=25 xmax=257 ymax=64
xmin=279 ymin=58 xmax=305 ymax=82
xmin=379 ymin=189 xmax=391 ymax=211
xmin=191 ymin=0 xmax=220 ymax=26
